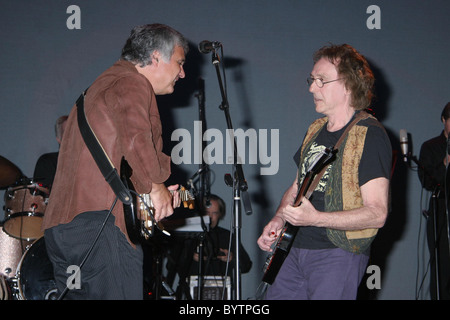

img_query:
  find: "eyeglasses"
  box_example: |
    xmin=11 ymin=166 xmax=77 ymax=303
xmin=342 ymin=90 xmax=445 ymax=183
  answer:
xmin=307 ymin=77 xmax=343 ymax=88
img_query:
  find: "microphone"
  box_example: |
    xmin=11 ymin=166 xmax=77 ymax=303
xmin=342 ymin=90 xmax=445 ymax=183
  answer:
xmin=205 ymin=195 xmax=211 ymax=208
xmin=198 ymin=40 xmax=222 ymax=54
xmin=399 ymin=129 xmax=409 ymax=162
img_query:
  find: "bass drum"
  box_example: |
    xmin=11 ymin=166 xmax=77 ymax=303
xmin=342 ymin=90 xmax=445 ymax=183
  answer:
xmin=16 ymin=237 xmax=58 ymax=300
xmin=0 ymin=225 xmax=31 ymax=278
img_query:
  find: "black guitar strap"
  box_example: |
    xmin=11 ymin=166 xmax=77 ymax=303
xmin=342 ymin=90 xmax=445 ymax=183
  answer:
xmin=75 ymin=90 xmax=132 ymax=205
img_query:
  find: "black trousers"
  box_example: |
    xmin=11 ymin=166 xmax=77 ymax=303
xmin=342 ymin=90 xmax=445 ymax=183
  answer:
xmin=44 ymin=211 xmax=143 ymax=300
xmin=427 ymin=197 xmax=450 ymax=300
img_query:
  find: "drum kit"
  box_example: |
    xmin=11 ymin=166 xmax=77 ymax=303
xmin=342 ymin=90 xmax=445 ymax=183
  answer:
xmin=0 ymin=156 xmax=57 ymax=300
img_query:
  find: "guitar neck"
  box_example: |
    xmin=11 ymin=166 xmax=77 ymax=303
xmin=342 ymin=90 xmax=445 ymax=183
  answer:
xmin=293 ymin=171 xmax=314 ymax=207
xmin=292 ymin=147 xmax=334 ymax=207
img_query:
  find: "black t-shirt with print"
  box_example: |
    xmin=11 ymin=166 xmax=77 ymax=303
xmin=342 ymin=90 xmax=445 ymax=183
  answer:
xmin=292 ymin=117 xmax=391 ymax=249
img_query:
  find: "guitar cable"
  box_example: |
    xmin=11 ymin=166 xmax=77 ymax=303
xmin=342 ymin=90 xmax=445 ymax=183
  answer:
xmin=254 ymin=281 xmax=270 ymax=300
xmin=57 ymin=196 xmax=118 ymax=300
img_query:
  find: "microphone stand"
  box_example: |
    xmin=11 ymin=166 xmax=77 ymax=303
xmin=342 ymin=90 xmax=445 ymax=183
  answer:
xmin=410 ymin=154 xmax=441 ymax=299
xmin=194 ymin=77 xmax=210 ymax=300
xmin=209 ymin=49 xmax=252 ymax=300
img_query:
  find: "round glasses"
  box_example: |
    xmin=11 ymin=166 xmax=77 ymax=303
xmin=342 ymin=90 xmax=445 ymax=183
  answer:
xmin=307 ymin=77 xmax=343 ymax=88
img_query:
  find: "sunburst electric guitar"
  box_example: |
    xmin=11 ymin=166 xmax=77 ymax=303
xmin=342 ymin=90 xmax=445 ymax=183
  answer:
xmin=120 ymin=157 xmax=195 ymax=244
xmin=262 ymin=147 xmax=334 ymax=285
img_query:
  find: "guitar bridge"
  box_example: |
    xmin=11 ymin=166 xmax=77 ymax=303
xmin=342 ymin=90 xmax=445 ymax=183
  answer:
xmin=139 ymin=194 xmax=155 ymax=238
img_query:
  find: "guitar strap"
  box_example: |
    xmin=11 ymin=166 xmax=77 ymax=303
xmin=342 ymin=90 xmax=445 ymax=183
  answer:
xmin=303 ymin=111 xmax=371 ymax=200
xmin=75 ymin=89 xmax=132 ymax=205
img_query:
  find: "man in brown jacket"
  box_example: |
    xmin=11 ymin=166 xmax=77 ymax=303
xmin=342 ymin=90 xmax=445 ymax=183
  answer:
xmin=42 ymin=24 xmax=188 ymax=299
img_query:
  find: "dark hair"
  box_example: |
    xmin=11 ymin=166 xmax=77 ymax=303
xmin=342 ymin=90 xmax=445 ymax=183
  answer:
xmin=313 ymin=44 xmax=374 ymax=110
xmin=121 ymin=24 xmax=189 ymax=67
xmin=441 ymin=102 xmax=450 ymax=121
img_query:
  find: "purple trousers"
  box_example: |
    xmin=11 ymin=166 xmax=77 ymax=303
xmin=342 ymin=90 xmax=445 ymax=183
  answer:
xmin=265 ymin=247 xmax=369 ymax=300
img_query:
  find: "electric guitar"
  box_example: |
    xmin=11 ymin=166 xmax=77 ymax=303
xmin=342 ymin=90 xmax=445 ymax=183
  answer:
xmin=262 ymin=147 xmax=334 ymax=285
xmin=120 ymin=157 xmax=195 ymax=244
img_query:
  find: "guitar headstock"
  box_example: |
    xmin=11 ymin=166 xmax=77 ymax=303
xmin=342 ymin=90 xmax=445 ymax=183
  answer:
xmin=307 ymin=146 xmax=336 ymax=174
xmin=180 ymin=186 xmax=195 ymax=210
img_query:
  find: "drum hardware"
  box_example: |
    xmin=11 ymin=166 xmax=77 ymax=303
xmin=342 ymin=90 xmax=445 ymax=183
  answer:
xmin=3 ymin=179 xmax=49 ymax=240
xmin=8 ymin=277 xmax=21 ymax=300
xmin=3 ymin=267 xmax=13 ymax=276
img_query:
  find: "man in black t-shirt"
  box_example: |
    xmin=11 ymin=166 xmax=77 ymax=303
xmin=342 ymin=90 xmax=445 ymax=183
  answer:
xmin=258 ymin=44 xmax=391 ymax=300
xmin=292 ymin=118 xmax=391 ymax=252
xmin=418 ymin=102 xmax=450 ymax=300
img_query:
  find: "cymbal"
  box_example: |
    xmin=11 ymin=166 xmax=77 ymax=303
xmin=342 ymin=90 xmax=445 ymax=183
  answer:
xmin=0 ymin=156 xmax=22 ymax=189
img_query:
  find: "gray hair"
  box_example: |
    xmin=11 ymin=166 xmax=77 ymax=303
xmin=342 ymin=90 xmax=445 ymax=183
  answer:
xmin=121 ymin=24 xmax=189 ymax=67
xmin=54 ymin=115 xmax=68 ymax=141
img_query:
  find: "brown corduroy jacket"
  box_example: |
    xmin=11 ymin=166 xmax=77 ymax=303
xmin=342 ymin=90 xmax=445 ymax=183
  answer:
xmin=42 ymin=60 xmax=171 ymax=244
